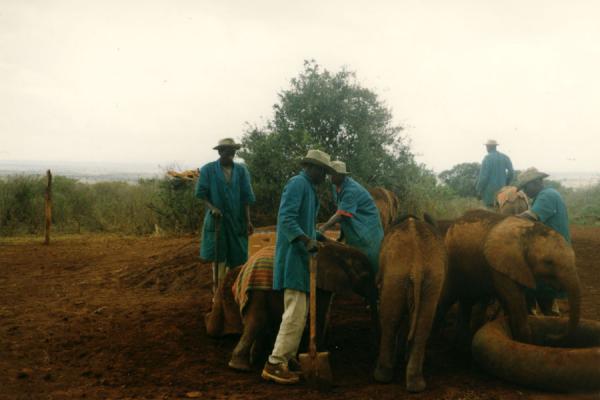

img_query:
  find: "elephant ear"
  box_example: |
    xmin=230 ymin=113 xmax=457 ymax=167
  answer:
xmin=484 ymin=218 xmax=536 ymax=289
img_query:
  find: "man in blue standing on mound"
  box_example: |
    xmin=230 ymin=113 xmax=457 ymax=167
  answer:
xmin=317 ymin=160 xmax=384 ymax=275
xmin=518 ymin=167 xmax=571 ymax=316
xmin=195 ymin=138 xmax=256 ymax=292
xmin=261 ymin=149 xmax=334 ymax=385
xmin=476 ymin=139 xmax=514 ymax=208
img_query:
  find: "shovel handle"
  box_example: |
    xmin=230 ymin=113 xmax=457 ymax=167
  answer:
xmin=309 ymin=253 xmax=317 ymax=358
xmin=212 ymin=215 xmax=221 ymax=294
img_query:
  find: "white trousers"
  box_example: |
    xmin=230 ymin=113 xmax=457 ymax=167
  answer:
xmin=268 ymin=289 xmax=308 ymax=365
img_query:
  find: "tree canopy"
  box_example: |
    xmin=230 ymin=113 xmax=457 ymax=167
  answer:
xmin=438 ymin=162 xmax=481 ymax=198
xmin=239 ymin=60 xmax=426 ymax=222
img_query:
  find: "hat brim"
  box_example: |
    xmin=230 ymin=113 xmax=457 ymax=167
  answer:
xmin=301 ymin=158 xmax=335 ymax=173
xmin=213 ymin=144 xmax=242 ymax=150
xmin=518 ymin=173 xmax=549 ymax=189
xmin=332 ymin=171 xmax=351 ymax=175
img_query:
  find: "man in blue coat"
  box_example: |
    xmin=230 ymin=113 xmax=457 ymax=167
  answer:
xmin=317 ymin=160 xmax=384 ymax=274
xmin=518 ymin=167 xmax=571 ymax=316
xmin=195 ymin=138 xmax=256 ymax=291
xmin=476 ymin=140 xmax=514 ymax=208
xmin=261 ymin=149 xmax=334 ymax=385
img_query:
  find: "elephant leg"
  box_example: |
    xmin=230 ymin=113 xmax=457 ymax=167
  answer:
xmin=492 ymin=272 xmax=532 ymax=343
xmin=374 ymin=281 xmax=406 ymax=383
xmin=406 ymin=279 xmax=442 ymax=393
xmin=229 ymin=291 xmax=267 ymax=371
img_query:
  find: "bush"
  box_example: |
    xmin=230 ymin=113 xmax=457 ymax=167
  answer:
xmin=0 ymin=174 xmax=204 ymax=236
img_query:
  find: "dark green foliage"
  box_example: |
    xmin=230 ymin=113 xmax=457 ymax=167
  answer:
xmin=439 ymin=162 xmax=481 ymax=198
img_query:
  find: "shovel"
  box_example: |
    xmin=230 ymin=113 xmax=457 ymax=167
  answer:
xmin=211 ymin=214 xmax=221 ymax=295
xmin=299 ymin=251 xmax=333 ymax=390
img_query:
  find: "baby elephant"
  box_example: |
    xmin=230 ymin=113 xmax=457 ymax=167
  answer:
xmin=374 ymin=215 xmax=447 ymax=392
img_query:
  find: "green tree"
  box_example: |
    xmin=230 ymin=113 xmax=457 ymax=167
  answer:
xmin=239 ymin=60 xmax=423 ymax=222
xmin=439 ymin=162 xmax=481 ymax=198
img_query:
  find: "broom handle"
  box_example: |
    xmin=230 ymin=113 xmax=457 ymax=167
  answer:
xmin=309 ymin=253 xmax=317 ymax=358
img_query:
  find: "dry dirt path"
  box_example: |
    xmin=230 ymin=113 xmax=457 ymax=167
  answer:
xmin=0 ymin=229 xmax=598 ymax=400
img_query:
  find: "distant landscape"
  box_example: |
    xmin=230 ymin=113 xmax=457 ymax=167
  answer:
xmin=1 ymin=160 xmax=598 ymax=188
xmin=0 ymin=160 xmax=183 ymax=183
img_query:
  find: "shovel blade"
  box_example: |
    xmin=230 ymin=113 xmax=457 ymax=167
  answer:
xmin=298 ymin=351 xmax=333 ymax=390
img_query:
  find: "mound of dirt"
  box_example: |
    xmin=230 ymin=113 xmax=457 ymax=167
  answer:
xmin=119 ymin=239 xmax=211 ymax=292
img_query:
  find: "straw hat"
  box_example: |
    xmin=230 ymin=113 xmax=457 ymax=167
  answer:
xmin=330 ymin=160 xmax=350 ymax=175
xmin=484 ymin=139 xmax=499 ymax=146
xmin=213 ymin=138 xmax=242 ymax=150
xmin=301 ymin=149 xmax=334 ymax=172
xmin=517 ymin=167 xmax=549 ymax=189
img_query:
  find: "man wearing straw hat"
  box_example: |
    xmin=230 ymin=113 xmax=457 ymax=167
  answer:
xmin=195 ymin=138 xmax=256 ymax=291
xmin=262 ymin=149 xmax=334 ymax=385
xmin=476 ymin=139 xmax=514 ymax=208
xmin=517 ymin=167 xmax=571 ymax=316
xmin=317 ymin=160 xmax=384 ymax=274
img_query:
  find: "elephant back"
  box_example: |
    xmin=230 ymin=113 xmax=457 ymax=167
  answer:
xmin=444 ymin=209 xmax=507 ymax=298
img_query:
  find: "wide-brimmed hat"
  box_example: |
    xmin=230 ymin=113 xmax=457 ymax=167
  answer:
xmin=484 ymin=139 xmax=499 ymax=146
xmin=301 ymin=149 xmax=334 ymax=172
xmin=213 ymin=138 xmax=242 ymax=150
xmin=517 ymin=167 xmax=549 ymax=189
xmin=330 ymin=160 xmax=350 ymax=175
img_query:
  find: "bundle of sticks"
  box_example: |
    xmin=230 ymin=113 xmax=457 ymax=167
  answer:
xmin=166 ymin=169 xmax=200 ymax=181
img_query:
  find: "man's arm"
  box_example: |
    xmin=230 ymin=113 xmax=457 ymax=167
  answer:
xmin=245 ymin=204 xmax=253 ymax=235
xmin=196 ymin=165 xmax=221 ymax=217
xmin=318 ymin=213 xmax=342 ymax=234
xmin=530 ymin=190 xmax=558 ymax=223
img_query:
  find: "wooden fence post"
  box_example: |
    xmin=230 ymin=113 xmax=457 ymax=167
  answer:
xmin=44 ymin=169 xmax=52 ymax=245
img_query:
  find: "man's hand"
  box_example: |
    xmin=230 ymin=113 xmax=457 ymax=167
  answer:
xmin=298 ymin=235 xmax=320 ymax=253
xmin=210 ymin=207 xmax=223 ymax=218
xmin=247 ymin=221 xmax=254 ymax=236
xmin=518 ymin=210 xmax=538 ymax=221
xmin=305 ymin=239 xmax=320 ymax=253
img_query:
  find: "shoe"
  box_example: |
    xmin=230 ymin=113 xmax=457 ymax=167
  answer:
xmin=261 ymin=361 xmax=300 ymax=384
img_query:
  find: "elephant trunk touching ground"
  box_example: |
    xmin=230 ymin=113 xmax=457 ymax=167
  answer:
xmin=560 ymin=267 xmax=582 ymax=340
xmin=472 ymin=316 xmax=600 ymax=392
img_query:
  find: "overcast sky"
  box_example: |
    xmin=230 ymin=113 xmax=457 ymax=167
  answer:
xmin=1 ymin=0 xmax=599 ymax=173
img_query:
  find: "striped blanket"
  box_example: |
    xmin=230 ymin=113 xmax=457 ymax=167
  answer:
xmin=232 ymin=246 xmax=275 ymax=315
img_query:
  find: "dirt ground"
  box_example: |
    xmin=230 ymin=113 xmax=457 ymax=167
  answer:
xmin=1 ymin=227 xmax=598 ymax=400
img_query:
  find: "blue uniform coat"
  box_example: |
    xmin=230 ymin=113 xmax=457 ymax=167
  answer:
xmin=333 ymin=177 xmax=384 ymax=273
xmin=273 ymin=171 xmax=319 ymax=293
xmin=531 ymin=187 xmax=571 ymax=244
xmin=476 ymin=150 xmax=514 ymax=207
xmin=195 ymin=160 xmax=256 ymax=267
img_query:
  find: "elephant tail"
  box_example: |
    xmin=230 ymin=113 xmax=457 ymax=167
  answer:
xmin=407 ymin=260 xmax=423 ymax=344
